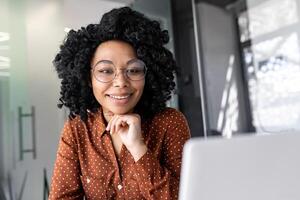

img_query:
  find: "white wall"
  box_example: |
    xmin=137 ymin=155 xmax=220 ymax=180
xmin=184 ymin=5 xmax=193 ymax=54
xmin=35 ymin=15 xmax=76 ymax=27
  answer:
xmin=0 ymin=83 xmax=4 ymax=180
xmin=63 ymin=0 xmax=125 ymax=30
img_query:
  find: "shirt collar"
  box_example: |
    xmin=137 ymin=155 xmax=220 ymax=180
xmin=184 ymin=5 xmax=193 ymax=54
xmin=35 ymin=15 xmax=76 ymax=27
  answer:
xmin=89 ymin=108 xmax=107 ymax=137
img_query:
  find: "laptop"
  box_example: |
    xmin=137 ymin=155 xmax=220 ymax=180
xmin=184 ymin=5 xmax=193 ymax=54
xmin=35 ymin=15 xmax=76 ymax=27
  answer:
xmin=179 ymin=133 xmax=300 ymax=200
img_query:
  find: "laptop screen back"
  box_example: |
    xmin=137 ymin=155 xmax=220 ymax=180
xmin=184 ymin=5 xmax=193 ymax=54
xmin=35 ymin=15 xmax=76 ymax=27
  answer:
xmin=179 ymin=133 xmax=300 ymax=200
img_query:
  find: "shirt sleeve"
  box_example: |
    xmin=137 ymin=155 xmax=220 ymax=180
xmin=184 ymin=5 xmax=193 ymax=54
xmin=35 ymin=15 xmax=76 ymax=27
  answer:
xmin=133 ymin=110 xmax=191 ymax=200
xmin=48 ymin=120 xmax=84 ymax=200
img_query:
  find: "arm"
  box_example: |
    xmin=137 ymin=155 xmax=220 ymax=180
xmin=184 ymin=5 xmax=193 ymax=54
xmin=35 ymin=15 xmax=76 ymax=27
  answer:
xmin=133 ymin=110 xmax=191 ymax=200
xmin=49 ymin=120 xmax=84 ymax=200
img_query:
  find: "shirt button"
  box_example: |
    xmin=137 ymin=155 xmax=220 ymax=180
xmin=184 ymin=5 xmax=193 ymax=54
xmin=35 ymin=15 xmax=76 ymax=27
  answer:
xmin=117 ymin=184 xmax=123 ymax=190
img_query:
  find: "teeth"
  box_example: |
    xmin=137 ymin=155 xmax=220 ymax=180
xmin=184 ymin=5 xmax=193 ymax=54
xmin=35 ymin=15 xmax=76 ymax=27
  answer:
xmin=109 ymin=95 xmax=130 ymax=100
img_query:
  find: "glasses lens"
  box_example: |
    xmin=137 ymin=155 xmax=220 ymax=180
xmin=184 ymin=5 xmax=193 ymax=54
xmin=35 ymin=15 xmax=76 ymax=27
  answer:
xmin=126 ymin=60 xmax=146 ymax=81
xmin=93 ymin=62 xmax=115 ymax=83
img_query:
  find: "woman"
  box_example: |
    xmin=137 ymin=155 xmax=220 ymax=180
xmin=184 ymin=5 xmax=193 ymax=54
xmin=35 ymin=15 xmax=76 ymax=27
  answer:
xmin=49 ymin=7 xmax=190 ymax=200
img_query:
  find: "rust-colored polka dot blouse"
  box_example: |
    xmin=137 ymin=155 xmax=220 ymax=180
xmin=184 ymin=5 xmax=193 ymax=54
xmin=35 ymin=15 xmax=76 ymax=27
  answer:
xmin=49 ymin=107 xmax=191 ymax=200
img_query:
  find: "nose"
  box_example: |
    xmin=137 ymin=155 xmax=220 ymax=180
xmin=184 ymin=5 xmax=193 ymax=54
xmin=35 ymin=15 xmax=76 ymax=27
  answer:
xmin=112 ymin=70 xmax=129 ymax=88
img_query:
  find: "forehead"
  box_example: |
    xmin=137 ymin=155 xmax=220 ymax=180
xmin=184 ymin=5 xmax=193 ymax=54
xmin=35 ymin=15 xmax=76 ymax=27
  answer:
xmin=92 ymin=40 xmax=137 ymax=65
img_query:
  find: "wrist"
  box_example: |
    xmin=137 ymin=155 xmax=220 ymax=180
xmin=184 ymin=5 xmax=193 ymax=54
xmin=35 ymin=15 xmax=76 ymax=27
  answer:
xmin=128 ymin=141 xmax=148 ymax=162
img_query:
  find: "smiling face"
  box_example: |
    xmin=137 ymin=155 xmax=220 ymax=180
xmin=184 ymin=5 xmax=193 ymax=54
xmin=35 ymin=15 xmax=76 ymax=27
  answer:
xmin=90 ymin=40 xmax=145 ymax=116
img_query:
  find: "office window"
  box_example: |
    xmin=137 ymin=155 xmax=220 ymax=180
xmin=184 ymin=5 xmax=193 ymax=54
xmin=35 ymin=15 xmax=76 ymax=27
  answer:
xmin=239 ymin=0 xmax=300 ymax=132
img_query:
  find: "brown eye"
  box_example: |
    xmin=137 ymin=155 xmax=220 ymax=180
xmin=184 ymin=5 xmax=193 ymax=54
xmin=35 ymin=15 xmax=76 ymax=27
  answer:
xmin=98 ymin=68 xmax=114 ymax=74
xmin=127 ymin=68 xmax=144 ymax=75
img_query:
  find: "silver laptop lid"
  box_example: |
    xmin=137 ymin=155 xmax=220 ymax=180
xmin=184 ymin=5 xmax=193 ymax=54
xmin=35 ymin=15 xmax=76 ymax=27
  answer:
xmin=179 ymin=133 xmax=300 ymax=200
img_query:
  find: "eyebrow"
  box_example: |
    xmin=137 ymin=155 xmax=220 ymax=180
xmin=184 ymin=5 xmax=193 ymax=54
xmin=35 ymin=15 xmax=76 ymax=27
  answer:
xmin=93 ymin=60 xmax=113 ymax=67
xmin=93 ymin=58 xmax=138 ymax=68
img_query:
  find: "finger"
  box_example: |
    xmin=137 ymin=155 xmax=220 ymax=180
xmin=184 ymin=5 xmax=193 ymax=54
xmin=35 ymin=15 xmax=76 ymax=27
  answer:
xmin=106 ymin=120 xmax=111 ymax=131
xmin=114 ymin=117 xmax=123 ymax=134
xmin=111 ymin=115 xmax=120 ymax=134
xmin=106 ymin=115 xmax=113 ymax=132
xmin=105 ymin=112 xmax=115 ymax=131
xmin=106 ymin=114 xmax=116 ymax=133
xmin=116 ymin=117 xmax=129 ymax=134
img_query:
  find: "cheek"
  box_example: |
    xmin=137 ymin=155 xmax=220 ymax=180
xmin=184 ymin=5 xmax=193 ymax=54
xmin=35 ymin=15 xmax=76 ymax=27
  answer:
xmin=137 ymin=81 xmax=145 ymax=94
xmin=91 ymin=80 xmax=107 ymax=99
xmin=135 ymin=81 xmax=145 ymax=102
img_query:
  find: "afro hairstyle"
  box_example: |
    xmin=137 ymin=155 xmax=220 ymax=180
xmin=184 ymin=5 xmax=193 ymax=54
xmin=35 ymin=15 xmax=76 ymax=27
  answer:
xmin=54 ymin=6 xmax=177 ymax=122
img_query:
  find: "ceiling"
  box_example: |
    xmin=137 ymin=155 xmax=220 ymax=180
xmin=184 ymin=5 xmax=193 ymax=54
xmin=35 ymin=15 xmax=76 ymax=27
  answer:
xmin=98 ymin=0 xmax=136 ymax=5
xmin=173 ymin=0 xmax=239 ymax=14
xmin=198 ymin=0 xmax=238 ymax=8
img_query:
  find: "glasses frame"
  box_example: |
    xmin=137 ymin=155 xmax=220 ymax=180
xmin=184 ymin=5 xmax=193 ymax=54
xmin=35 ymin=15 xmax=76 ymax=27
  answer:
xmin=91 ymin=59 xmax=147 ymax=83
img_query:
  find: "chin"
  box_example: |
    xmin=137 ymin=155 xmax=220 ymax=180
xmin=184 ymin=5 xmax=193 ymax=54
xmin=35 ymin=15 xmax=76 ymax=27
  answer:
xmin=109 ymin=107 xmax=133 ymax=115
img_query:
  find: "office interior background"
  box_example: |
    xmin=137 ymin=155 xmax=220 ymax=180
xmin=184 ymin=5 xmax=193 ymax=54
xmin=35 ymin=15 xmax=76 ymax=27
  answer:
xmin=1 ymin=0 xmax=300 ymax=199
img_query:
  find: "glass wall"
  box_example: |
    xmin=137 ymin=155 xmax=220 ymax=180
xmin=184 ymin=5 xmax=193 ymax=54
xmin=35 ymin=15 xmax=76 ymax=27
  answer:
xmin=239 ymin=0 xmax=300 ymax=133
xmin=0 ymin=0 xmax=72 ymax=198
xmin=193 ymin=0 xmax=300 ymax=136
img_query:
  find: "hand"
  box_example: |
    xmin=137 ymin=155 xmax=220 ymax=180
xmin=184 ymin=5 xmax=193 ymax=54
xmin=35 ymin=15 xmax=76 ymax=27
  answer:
xmin=106 ymin=114 xmax=147 ymax=161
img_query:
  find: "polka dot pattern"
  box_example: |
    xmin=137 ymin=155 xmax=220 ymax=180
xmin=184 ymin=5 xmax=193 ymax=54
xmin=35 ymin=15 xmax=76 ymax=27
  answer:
xmin=49 ymin=108 xmax=191 ymax=200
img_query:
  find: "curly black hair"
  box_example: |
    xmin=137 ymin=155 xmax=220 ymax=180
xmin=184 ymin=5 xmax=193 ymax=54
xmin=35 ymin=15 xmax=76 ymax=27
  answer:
xmin=54 ymin=6 xmax=177 ymax=122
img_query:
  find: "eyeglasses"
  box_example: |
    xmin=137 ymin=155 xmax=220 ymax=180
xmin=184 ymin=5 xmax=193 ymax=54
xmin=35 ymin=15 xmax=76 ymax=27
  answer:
xmin=91 ymin=59 xmax=147 ymax=83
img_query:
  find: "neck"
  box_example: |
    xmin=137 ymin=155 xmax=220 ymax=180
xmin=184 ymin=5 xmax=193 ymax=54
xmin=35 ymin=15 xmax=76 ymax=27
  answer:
xmin=101 ymin=108 xmax=135 ymax=123
xmin=103 ymin=110 xmax=114 ymax=124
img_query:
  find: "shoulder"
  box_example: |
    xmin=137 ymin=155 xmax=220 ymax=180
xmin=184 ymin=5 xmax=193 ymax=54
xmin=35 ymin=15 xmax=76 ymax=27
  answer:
xmin=151 ymin=107 xmax=189 ymax=126
xmin=62 ymin=109 xmax=104 ymax=137
xmin=64 ymin=110 xmax=97 ymax=129
xmin=64 ymin=115 xmax=84 ymax=130
xmin=60 ymin=116 xmax=82 ymax=142
xmin=61 ymin=114 xmax=89 ymax=140
xmin=156 ymin=107 xmax=187 ymax=119
xmin=149 ymin=107 xmax=191 ymax=140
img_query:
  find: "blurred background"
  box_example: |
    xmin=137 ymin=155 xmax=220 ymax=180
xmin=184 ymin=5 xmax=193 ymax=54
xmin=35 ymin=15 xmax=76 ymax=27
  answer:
xmin=1 ymin=0 xmax=300 ymax=199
